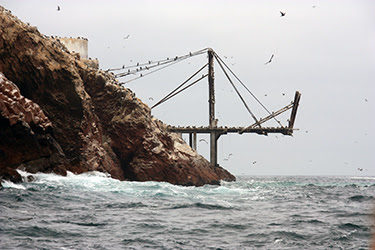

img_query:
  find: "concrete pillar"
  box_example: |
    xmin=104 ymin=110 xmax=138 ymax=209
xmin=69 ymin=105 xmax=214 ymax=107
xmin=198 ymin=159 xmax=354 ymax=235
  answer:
xmin=192 ymin=133 xmax=197 ymax=151
xmin=210 ymin=132 xmax=220 ymax=166
xmin=208 ymin=49 xmax=215 ymax=128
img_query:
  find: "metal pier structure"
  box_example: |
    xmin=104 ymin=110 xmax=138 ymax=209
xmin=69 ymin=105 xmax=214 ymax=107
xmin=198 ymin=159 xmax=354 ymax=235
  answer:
xmin=109 ymin=48 xmax=301 ymax=166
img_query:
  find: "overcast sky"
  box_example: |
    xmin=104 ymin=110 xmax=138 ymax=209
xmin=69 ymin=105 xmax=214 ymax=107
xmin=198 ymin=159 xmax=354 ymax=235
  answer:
xmin=1 ymin=0 xmax=374 ymax=176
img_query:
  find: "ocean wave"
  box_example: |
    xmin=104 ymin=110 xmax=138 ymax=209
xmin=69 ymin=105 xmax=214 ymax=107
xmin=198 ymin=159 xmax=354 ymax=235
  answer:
xmin=122 ymin=238 xmax=158 ymax=247
xmin=348 ymin=195 xmax=374 ymax=202
xmin=169 ymin=202 xmax=235 ymax=210
xmin=11 ymin=170 xmax=251 ymax=199
xmin=1 ymin=180 xmax=26 ymax=190
xmin=350 ymin=176 xmax=375 ymax=180
xmin=5 ymin=225 xmax=83 ymax=238
xmin=338 ymin=223 xmax=369 ymax=231
xmin=1 ymin=174 xmax=374 ymax=249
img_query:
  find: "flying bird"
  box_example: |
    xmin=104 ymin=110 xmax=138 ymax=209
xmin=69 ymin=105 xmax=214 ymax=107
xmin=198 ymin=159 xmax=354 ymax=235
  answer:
xmin=199 ymin=139 xmax=208 ymax=144
xmin=148 ymin=97 xmax=154 ymax=101
xmin=57 ymin=6 xmax=60 ymax=11
xmin=123 ymin=35 xmax=130 ymax=39
xmin=358 ymin=168 xmax=363 ymax=171
xmin=252 ymin=161 xmax=257 ymax=165
xmin=280 ymin=11 xmax=286 ymax=17
xmin=265 ymin=54 xmax=274 ymax=65
xmin=223 ymin=153 xmax=233 ymax=161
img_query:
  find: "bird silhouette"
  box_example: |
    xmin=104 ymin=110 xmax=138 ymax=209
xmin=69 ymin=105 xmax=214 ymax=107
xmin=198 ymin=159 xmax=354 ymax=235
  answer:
xmin=123 ymin=35 xmax=130 ymax=39
xmin=199 ymin=139 xmax=208 ymax=144
xmin=280 ymin=11 xmax=286 ymax=17
xmin=265 ymin=54 xmax=274 ymax=65
xmin=57 ymin=6 xmax=60 ymax=11
xmin=223 ymin=153 xmax=233 ymax=161
xmin=358 ymin=168 xmax=363 ymax=171
xmin=149 ymin=97 xmax=154 ymax=101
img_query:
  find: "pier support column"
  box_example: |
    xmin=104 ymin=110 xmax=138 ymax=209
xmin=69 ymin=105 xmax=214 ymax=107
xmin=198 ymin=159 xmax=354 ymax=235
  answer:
xmin=192 ymin=133 xmax=197 ymax=151
xmin=208 ymin=48 xmax=215 ymax=129
xmin=189 ymin=133 xmax=197 ymax=151
xmin=209 ymin=132 xmax=224 ymax=166
xmin=210 ymin=132 xmax=218 ymax=166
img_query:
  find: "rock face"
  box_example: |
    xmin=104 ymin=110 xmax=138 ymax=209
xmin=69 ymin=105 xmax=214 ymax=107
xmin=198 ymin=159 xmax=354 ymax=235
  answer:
xmin=0 ymin=73 xmax=68 ymax=179
xmin=0 ymin=6 xmax=235 ymax=186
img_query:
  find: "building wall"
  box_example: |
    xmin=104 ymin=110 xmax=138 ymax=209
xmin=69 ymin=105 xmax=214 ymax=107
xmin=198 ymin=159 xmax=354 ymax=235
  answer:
xmin=59 ymin=37 xmax=88 ymax=60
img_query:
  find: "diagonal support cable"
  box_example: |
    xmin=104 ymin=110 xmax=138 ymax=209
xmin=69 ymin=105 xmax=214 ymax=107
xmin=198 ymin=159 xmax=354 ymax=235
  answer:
xmin=152 ymin=74 xmax=208 ymax=109
xmin=151 ymin=64 xmax=208 ymax=109
xmin=239 ymin=102 xmax=294 ymax=134
xmin=113 ymin=48 xmax=209 ymax=85
xmin=214 ymin=53 xmax=262 ymax=129
xmin=214 ymin=52 xmax=283 ymax=127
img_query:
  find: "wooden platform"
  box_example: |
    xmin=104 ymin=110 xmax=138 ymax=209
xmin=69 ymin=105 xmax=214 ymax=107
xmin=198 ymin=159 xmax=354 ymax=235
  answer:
xmin=167 ymin=126 xmax=293 ymax=136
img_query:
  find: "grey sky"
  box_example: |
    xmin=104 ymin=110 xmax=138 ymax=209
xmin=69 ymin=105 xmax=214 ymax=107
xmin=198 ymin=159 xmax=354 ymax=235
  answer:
xmin=1 ymin=0 xmax=374 ymax=176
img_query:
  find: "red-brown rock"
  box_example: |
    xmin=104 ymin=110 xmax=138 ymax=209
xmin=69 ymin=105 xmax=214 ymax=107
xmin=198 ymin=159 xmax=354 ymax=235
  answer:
xmin=0 ymin=6 xmax=235 ymax=186
xmin=0 ymin=72 xmax=68 ymax=176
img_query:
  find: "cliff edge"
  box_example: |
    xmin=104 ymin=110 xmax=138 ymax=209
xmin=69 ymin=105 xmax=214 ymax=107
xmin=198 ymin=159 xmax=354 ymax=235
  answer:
xmin=0 ymin=6 xmax=235 ymax=186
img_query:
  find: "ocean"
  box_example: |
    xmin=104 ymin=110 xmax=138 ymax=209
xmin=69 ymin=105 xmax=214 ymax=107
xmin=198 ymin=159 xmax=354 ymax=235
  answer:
xmin=1 ymin=171 xmax=374 ymax=249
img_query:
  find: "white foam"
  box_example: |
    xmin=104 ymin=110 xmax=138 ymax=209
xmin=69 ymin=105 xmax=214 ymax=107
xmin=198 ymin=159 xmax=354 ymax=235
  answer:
xmin=1 ymin=180 xmax=26 ymax=190
xmin=350 ymin=176 xmax=375 ymax=180
xmin=10 ymin=170 xmax=249 ymax=200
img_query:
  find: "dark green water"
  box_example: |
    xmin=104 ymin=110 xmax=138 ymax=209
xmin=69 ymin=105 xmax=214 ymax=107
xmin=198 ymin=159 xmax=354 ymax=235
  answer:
xmin=1 ymin=171 xmax=374 ymax=249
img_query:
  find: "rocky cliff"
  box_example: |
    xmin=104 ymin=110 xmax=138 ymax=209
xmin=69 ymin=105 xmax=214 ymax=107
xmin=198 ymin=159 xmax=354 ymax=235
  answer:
xmin=0 ymin=6 xmax=235 ymax=186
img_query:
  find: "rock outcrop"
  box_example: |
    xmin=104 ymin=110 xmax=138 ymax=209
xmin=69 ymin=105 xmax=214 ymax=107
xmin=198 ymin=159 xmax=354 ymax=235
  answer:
xmin=0 ymin=73 xmax=68 ymax=180
xmin=0 ymin=6 xmax=235 ymax=186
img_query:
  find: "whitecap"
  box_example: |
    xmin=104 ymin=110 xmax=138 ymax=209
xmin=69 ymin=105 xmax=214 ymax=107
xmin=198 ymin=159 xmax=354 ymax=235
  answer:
xmin=350 ymin=176 xmax=375 ymax=180
xmin=1 ymin=180 xmax=26 ymax=190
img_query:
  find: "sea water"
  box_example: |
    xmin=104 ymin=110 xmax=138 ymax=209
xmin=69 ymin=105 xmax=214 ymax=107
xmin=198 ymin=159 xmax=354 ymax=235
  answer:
xmin=1 ymin=171 xmax=374 ymax=249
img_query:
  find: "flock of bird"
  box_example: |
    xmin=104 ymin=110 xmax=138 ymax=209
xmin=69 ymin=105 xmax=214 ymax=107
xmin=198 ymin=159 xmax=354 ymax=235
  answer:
xmin=55 ymin=5 xmax=368 ymax=173
xmin=57 ymin=4 xmax=283 ymax=68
